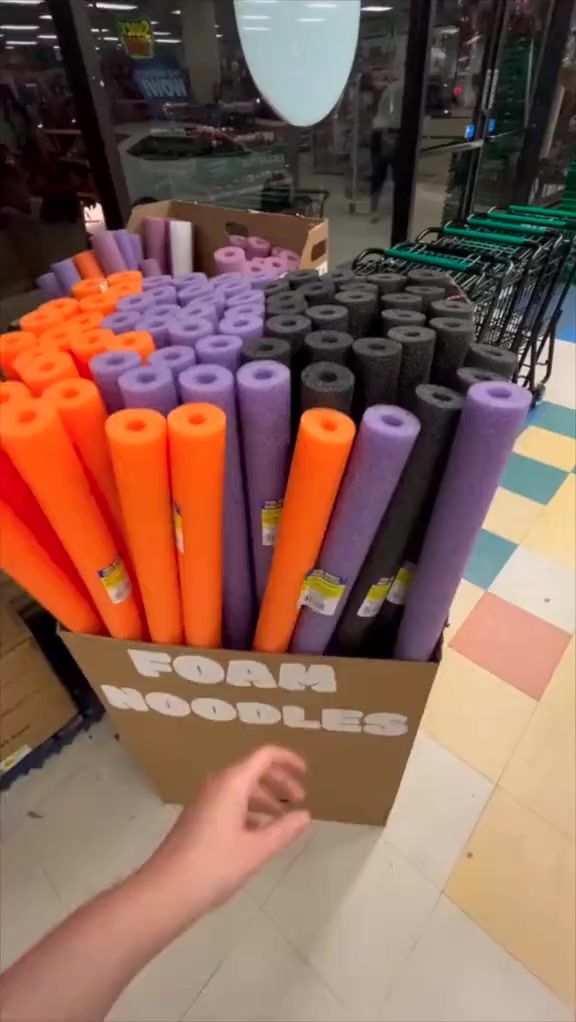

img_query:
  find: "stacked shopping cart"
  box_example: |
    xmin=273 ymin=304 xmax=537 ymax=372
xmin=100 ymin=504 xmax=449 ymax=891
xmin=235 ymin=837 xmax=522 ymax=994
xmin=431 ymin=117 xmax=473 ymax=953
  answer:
xmin=352 ymin=202 xmax=576 ymax=402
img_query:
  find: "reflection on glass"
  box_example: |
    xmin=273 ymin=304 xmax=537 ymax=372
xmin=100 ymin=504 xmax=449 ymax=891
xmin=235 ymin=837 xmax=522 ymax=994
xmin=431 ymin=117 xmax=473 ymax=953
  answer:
xmin=532 ymin=10 xmax=576 ymax=203
xmin=411 ymin=148 xmax=473 ymax=239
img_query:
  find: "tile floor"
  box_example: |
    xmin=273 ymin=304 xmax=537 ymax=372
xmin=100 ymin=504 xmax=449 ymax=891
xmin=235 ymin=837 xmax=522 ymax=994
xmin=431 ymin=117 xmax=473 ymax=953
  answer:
xmin=1 ymin=331 xmax=575 ymax=1020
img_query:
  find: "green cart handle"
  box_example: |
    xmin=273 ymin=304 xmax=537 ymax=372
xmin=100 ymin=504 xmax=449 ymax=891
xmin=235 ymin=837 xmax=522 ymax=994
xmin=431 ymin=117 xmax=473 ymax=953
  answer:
xmin=488 ymin=210 xmax=570 ymax=229
xmin=509 ymin=204 xmax=576 ymax=222
xmin=442 ymin=225 xmax=530 ymax=246
xmin=382 ymin=246 xmax=473 ymax=271
xmin=469 ymin=216 xmax=546 ymax=237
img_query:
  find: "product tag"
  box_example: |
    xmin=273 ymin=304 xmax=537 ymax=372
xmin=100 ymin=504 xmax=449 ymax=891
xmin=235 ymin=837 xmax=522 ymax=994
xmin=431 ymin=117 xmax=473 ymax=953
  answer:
xmin=386 ymin=562 xmax=415 ymax=606
xmin=173 ymin=502 xmax=184 ymax=553
xmin=298 ymin=569 xmax=346 ymax=616
xmin=0 ymin=745 xmax=31 ymax=775
xmin=97 ymin=557 xmax=132 ymax=604
xmin=261 ymin=500 xmax=283 ymax=547
xmin=357 ymin=577 xmax=393 ymax=618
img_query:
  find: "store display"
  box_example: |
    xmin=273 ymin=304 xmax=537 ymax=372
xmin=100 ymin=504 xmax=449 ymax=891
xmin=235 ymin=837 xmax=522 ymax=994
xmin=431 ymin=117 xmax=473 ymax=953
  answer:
xmin=381 ymin=308 xmax=426 ymax=333
xmin=118 ymin=363 xmax=178 ymax=417
xmin=0 ymin=332 xmax=38 ymax=379
xmin=241 ymin=337 xmax=292 ymax=367
xmin=465 ymin=342 xmax=518 ymax=379
xmin=455 ymin=366 xmax=502 ymax=393
xmin=214 ymin=246 xmax=247 ymax=275
xmin=70 ymin=328 xmax=114 ymax=378
xmin=382 ymin=292 xmax=423 ymax=312
xmin=101 ymin=311 xmax=141 ymax=335
xmin=219 ymin=311 xmax=263 ymax=342
xmin=167 ymin=319 xmax=213 ymax=349
xmin=352 ymin=337 xmax=402 ymax=410
xmin=367 ymin=272 xmax=407 ymax=295
xmin=196 ymin=335 xmax=243 ymax=373
xmin=430 ymin=317 xmax=474 ymax=385
xmin=388 ymin=325 xmax=437 ymax=407
xmin=334 ymin=289 xmax=377 ymax=338
xmin=300 ymin=279 xmax=336 ymax=306
xmin=267 ymin=293 xmax=308 ymax=316
xmin=291 ymin=404 xmax=420 ymax=655
xmin=286 ymin=269 xmax=318 ymax=289
xmin=169 ymin=220 xmax=194 ymax=276
xmin=140 ymin=258 xmax=162 ymax=278
xmin=306 ymin=303 xmax=349 ymax=332
xmin=301 ymin=361 xmax=355 ymax=415
xmin=92 ymin=231 xmax=126 ymax=276
xmin=254 ymin=408 xmax=355 ymax=654
xmin=143 ymin=218 xmax=168 ymax=275
xmin=395 ymin=381 xmax=531 ymax=661
xmin=15 ymin=350 xmax=79 ymax=396
xmin=303 ymin=330 xmax=353 ymax=366
xmin=406 ymin=269 xmax=450 ymax=290
xmin=405 ymin=285 xmax=446 ymax=313
xmin=266 ymin=314 xmax=311 ymax=354
xmin=429 ymin=297 xmax=475 ymax=320
xmin=148 ymin=346 xmax=197 ymax=387
xmin=111 ymin=331 xmax=155 ymax=361
xmin=74 ymin=251 xmax=104 ymax=280
xmin=114 ymin=229 xmax=140 ymax=271
xmin=246 ymin=236 xmax=271 ymax=260
xmin=90 ymin=350 xmax=142 ymax=413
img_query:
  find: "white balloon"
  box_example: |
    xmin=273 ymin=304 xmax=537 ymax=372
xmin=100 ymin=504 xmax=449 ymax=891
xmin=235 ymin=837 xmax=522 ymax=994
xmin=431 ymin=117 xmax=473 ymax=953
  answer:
xmin=234 ymin=0 xmax=361 ymax=127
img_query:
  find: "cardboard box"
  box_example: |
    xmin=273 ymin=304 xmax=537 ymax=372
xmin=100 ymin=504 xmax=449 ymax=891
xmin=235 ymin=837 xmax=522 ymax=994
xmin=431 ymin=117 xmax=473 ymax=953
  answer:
xmin=61 ymin=631 xmax=438 ymax=826
xmin=127 ymin=200 xmax=329 ymax=277
xmin=0 ymin=640 xmax=76 ymax=774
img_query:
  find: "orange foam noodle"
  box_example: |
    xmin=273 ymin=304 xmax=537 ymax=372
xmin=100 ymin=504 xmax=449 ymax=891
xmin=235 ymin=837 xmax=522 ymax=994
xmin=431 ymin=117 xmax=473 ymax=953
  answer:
xmin=168 ymin=403 xmax=225 ymax=647
xmin=40 ymin=323 xmax=78 ymax=351
xmin=107 ymin=282 xmax=139 ymax=302
xmin=72 ymin=279 xmax=107 ymax=301
xmin=20 ymin=298 xmax=79 ymax=336
xmin=79 ymin=293 xmax=117 ymax=317
xmin=0 ymin=398 xmax=143 ymax=640
xmin=0 ymin=498 xmax=102 ymax=635
xmin=253 ymin=408 xmax=356 ymax=653
xmin=108 ymin=271 xmax=142 ymax=291
xmin=74 ymin=250 xmax=104 ymax=280
xmin=75 ymin=311 xmax=104 ymax=332
xmin=0 ymin=331 xmax=38 ymax=379
xmin=107 ymin=409 xmax=183 ymax=645
xmin=69 ymin=328 xmax=114 ymax=378
xmin=109 ymin=331 xmax=155 ymax=361
xmin=14 ymin=349 xmax=79 ymax=396
xmin=0 ymin=380 xmax=30 ymax=411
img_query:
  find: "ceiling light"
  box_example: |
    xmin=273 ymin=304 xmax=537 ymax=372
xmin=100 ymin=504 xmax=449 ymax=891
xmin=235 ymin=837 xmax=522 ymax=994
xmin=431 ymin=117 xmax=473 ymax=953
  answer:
xmin=0 ymin=1 xmax=42 ymax=6
xmin=362 ymin=5 xmax=392 ymax=10
xmin=242 ymin=13 xmax=270 ymax=18
xmin=5 ymin=38 xmax=36 ymax=43
xmin=171 ymin=8 xmax=181 ymax=13
xmin=216 ymin=32 xmax=222 ymax=38
xmin=39 ymin=13 xmax=52 ymax=18
xmin=103 ymin=35 xmax=118 ymax=41
xmin=0 ymin=22 xmax=38 ymax=28
xmin=95 ymin=2 xmax=137 ymax=9
xmin=154 ymin=30 xmax=171 ymax=34
xmin=156 ymin=36 xmax=180 ymax=43
xmin=38 ymin=33 xmax=56 ymax=38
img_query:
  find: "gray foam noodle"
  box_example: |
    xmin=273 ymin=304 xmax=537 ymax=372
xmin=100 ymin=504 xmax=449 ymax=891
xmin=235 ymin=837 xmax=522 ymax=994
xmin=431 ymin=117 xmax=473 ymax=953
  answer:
xmin=332 ymin=383 xmax=463 ymax=656
xmin=242 ymin=336 xmax=292 ymax=367
xmin=307 ymin=303 xmax=350 ymax=332
xmin=405 ymin=284 xmax=446 ymax=313
xmin=388 ymin=325 xmax=436 ymax=408
xmin=406 ymin=268 xmax=451 ymax=290
xmin=366 ymin=272 xmax=407 ymax=295
xmin=430 ymin=297 xmax=475 ymax=320
xmin=335 ymin=289 xmax=378 ymax=338
xmin=465 ymin=342 xmax=518 ymax=380
xmin=265 ymin=314 xmax=311 ymax=354
xmin=322 ymin=269 xmax=358 ymax=291
xmin=456 ymin=366 xmax=502 ymax=393
xmin=267 ymin=292 xmax=308 ymax=316
xmin=352 ymin=336 xmax=402 ymax=410
xmin=264 ymin=280 xmax=290 ymax=299
xmin=300 ymin=360 xmax=355 ymax=415
xmin=429 ymin=316 xmax=474 ymax=386
xmin=381 ymin=308 xmax=426 ymax=333
xmin=286 ymin=269 xmax=319 ymax=290
xmin=300 ymin=279 xmax=336 ymax=306
xmin=303 ymin=330 xmax=353 ymax=366
xmin=382 ymin=292 xmax=423 ymax=312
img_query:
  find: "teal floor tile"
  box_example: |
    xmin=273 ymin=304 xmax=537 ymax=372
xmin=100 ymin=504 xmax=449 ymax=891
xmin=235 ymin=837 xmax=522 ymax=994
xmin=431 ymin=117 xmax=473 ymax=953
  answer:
xmin=464 ymin=530 xmax=517 ymax=589
xmin=500 ymin=452 xmax=567 ymax=503
xmin=527 ymin=401 xmax=576 ymax=438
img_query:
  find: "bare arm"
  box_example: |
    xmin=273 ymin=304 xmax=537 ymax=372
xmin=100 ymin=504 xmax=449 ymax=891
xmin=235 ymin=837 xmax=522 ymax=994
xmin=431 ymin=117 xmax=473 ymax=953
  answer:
xmin=0 ymin=746 xmax=310 ymax=1022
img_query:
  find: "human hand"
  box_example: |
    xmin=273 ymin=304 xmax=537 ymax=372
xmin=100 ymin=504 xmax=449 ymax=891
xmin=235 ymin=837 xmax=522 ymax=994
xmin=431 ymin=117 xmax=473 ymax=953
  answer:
xmin=148 ymin=745 xmax=310 ymax=924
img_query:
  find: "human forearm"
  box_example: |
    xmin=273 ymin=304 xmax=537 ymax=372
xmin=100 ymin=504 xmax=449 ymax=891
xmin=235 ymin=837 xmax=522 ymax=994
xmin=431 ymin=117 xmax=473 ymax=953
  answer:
xmin=0 ymin=858 xmax=191 ymax=1022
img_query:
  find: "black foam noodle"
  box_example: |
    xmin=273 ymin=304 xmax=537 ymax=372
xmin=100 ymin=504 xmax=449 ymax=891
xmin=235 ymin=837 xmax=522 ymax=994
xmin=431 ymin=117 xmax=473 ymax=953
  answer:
xmin=300 ymin=360 xmax=355 ymax=416
xmin=387 ymin=325 xmax=437 ymax=409
xmin=352 ymin=337 xmax=402 ymax=412
xmin=429 ymin=316 xmax=475 ymax=387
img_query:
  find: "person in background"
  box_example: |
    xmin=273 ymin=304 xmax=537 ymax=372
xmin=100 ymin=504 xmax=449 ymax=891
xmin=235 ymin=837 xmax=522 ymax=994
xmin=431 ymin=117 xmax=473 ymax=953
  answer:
xmin=369 ymin=71 xmax=404 ymax=223
xmin=0 ymin=745 xmax=310 ymax=1022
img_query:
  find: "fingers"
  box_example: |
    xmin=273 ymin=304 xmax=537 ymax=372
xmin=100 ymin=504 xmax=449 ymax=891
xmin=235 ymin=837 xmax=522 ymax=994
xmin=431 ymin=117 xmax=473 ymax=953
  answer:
xmin=249 ymin=809 xmax=311 ymax=868
xmin=265 ymin=765 xmax=306 ymax=804
xmin=249 ymin=782 xmax=285 ymax=818
xmin=235 ymin=746 xmax=307 ymax=793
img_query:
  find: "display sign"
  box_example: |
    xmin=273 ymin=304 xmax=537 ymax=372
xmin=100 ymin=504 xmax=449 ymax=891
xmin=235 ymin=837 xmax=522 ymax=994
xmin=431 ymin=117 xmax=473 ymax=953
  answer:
xmin=117 ymin=16 xmax=154 ymax=59
xmin=132 ymin=55 xmax=190 ymax=105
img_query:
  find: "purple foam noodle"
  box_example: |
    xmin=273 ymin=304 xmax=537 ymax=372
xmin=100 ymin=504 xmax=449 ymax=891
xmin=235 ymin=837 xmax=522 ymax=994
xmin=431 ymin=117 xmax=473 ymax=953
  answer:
xmin=117 ymin=292 xmax=154 ymax=316
xmin=142 ymin=274 xmax=172 ymax=291
xmin=276 ymin=248 xmax=300 ymax=269
xmin=138 ymin=308 xmax=176 ymax=348
xmin=211 ymin=271 xmax=244 ymax=288
xmin=101 ymin=310 xmax=141 ymax=334
xmin=145 ymin=285 xmax=178 ymax=307
xmin=216 ymin=280 xmax=251 ymax=303
xmin=51 ymin=257 xmax=81 ymax=294
xmin=89 ymin=350 xmax=142 ymax=413
xmin=246 ymin=236 xmax=271 ymax=260
xmin=167 ymin=317 xmax=213 ymax=348
xmin=178 ymin=283 xmax=214 ymax=307
xmin=149 ymin=345 xmax=196 ymax=397
xmin=225 ymin=299 xmax=265 ymax=320
xmin=219 ymin=311 xmax=263 ymax=342
xmin=214 ymin=245 xmax=246 ymax=276
xmin=226 ymin=289 xmax=264 ymax=309
xmin=290 ymin=405 xmax=421 ymax=655
xmin=172 ymin=272 xmax=208 ymax=291
xmin=196 ymin=334 xmax=243 ymax=373
xmin=143 ymin=216 xmax=168 ymax=274
xmin=228 ymin=234 xmax=248 ymax=249
xmin=244 ymin=258 xmax=265 ymax=275
xmin=114 ymin=229 xmax=139 ymax=270
xmin=179 ymin=300 xmax=218 ymax=330
xmin=246 ymin=270 xmax=278 ymax=290
xmin=130 ymin=232 xmax=143 ymax=265
xmin=236 ymin=360 xmax=291 ymax=602
xmin=263 ymin=255 xmax=287 ymax=276
xmin=179 ymin=364 xmax=254 ymax=648
xmin=36 ymin=272 xmax=63 ymax=301
xmin=118 ymin=362 xmax=178 ymax=416
xmin=140 ymin=258 xmax=162 ymax=278
xmin=395 ymin=380 xmax=531 ymax=662
xmin=91 ymin=230 xmax=126 ymax=274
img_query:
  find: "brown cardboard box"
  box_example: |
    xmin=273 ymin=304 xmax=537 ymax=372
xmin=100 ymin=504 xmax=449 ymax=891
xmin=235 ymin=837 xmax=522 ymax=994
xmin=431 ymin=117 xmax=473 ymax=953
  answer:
xmin=127 ymin=200 xmax=329 ymax=277
xmin=61 ymin=632 xmax=437 ymax=826
xmin=0 ymin=641 xmax=76 ymax=774
xmin=0 ymin=602 xmax=31 ymax=657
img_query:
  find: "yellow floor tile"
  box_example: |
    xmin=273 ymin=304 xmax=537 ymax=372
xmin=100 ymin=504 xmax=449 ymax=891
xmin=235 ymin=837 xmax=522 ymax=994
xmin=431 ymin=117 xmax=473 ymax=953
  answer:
xmin=482 ymin=487 xmax=543 ymax=544
xmin=523 ymin=474 xmax=576 ymax=569
xmin=446 ymin=789 xmax=576 ymax=1006
xmin=444 ymin=580 xmax=484 ymax=645
xmin=500 ymin=702 xmax=575 ymax=840
xmin=422 ymin=649 xmax=535 ymax=782
xmin=514 ymin=425 xmax=576 ymax=471
xmin=541 ymin=637 xmax=575 ymax=723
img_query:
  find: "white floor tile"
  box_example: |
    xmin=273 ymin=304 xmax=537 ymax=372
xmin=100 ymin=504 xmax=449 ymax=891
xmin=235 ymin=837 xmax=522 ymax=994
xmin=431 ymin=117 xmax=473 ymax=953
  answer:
xmin=266 ymin=820 xmax=438 ymax=1018
xmin=489 ymin=547 xmax=575 ymax=634
xmin=118 ymin=893 xmax=258 ymax=1022
xmin=189 ymin=913 xmax=347 ymax=1022
xmin=384 ymin=734 xmax=493 ymax=887
xmin=0 ymin=831 xmax=67 ymax=968
xmin=546 ymin=340 xmax=576 ymax=410
xmin=245 ymin=829 xmax=311 ymax=908
xmin=380 ymin=897 xmax=573 ymax=1022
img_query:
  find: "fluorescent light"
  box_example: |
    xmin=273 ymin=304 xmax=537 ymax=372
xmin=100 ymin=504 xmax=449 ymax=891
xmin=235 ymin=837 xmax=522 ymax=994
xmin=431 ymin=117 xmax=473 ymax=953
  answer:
xmin=171 ymin=9 xmax=181 ymax=13
xmin=103 ymin=35 xmax=118 ymax=40
xmin=0 ymin=22 xmax=38 ymax=28
xmin=5 ymin=38 xmax=35 ymax=43
xmin=216 ymin=32 xmax=222 ymax=38
xmin=156 ymin=37 xmax=180 ymax=43
xmin=362 ymin=5 xmax=392 ymax=10
xmin=0 ymin=1 xmax=42 ymax=6
xmin=39 ymin=13 xmax=52 ymax=18
xmin=95 ymin=2 xmax=137 ymax=9
xmin=242 ymin=13 xmax=270 ymax=18
xmin=154 ymin=30 xmax=171 ymax=34
xmin=38 ymin=33 xmax=57 ymax=38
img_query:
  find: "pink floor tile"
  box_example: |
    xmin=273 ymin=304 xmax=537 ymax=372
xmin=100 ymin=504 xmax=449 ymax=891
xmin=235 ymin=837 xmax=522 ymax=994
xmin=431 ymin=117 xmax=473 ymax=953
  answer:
xmin=450 ymin=592 xmax=572 ymax=699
